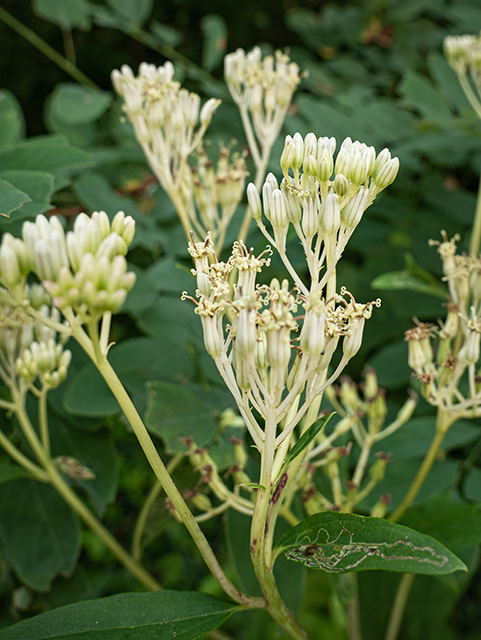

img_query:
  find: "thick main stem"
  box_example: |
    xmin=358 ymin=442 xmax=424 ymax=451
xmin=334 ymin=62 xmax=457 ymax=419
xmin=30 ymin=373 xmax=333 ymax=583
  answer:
xmin=249 ymin=408 xmax=312 ymax=640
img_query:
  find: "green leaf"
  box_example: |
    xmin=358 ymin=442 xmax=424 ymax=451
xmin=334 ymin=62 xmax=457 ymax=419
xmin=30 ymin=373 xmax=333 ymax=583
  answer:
xmin=0 ymin=479 xmax=80 ymax=591
xmin=0 ymin=463 xmax=33 ymax=484
xmin=276 ymin=412 xmax=334 ymax=481
xmin=373 ymin=417 xmax=479 ymax=462
xmin=401 ymin=496 xmax=481 ymax=552
xmin=0 ymin=178 xmax=31 ymax=217
xmin=367 ymin=341 xmax=411 ymax=389
xmin=50 ymin=84 xmax=112 ymax=124
xmin=63 ymin=337 xmax=194 ymax=416
xmin=0 ymin=590 xmax=235 ymax=639
xmin=149 ymin=20 xmax=183 ymax=48
xmin=145 ymin=381 xmax=233 ymax=452
xmin=0 ymin=136 xmax=91 ymax=186
xmin=274 ymin=512 xmax=466 ymax=575
xmin=0 ymin=89 xmax=25 ymax=150
xmin=49 ymin=413 xmax=119 ymax=517
xmin=201 ymin=15 xmax=228 ymax=71
xmin=106 ymin=0 xmax=153 ymax=32
xmin=371 ymin=252 xmax=447 ymax=298
xmin=0 ymin=170 xmax=55 ymax=221
xmin=399 ymin=70 xmax=453 ymax=121
xmin=463 ymin=466 xmax=481 ymax=502
xmin=32 ymin=0 xmax=91 ymax=29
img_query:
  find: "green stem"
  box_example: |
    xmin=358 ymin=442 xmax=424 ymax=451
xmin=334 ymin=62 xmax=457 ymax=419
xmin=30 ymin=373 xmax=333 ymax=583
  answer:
xmin=13 ymin=394 xmax=161 ymax=591
xmin=346 ymin=573 xmax=362 ymax=640
xmin=389 ymin=410 xmax=454 ymax=523
xmin=0 ymin=7 xmax=99 ymax=88
xmin=384 ymin=573 xmax=415 ymax=640
xmin=249 ymin=409 xmax=312 ymax=640
xmin=71 ymin=320 xmax=264 ymax=608
xmin=470 ymin=172 xmax=481 ymax=257
xmin=132 ymin=453 xmax=183 ymax=561
xmin=38 ymin=387 xmax=50 ymax=457
xmin=0 ymin=426 xmax=48 ymax=480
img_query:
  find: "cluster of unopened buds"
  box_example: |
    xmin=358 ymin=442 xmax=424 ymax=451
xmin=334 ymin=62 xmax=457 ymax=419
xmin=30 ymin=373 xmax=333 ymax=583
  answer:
xmin=112 ymin=61 xmax=232 ymax=246
xmin=247 ymin=133 xmax=399 ymax=301
xmin=224 ymin=47 xmax=303 ymax=168
xmin=444 ymin=33 xmax=481 ymax=117
xmin=405 ymin=232 xmax=481 ymax=416
xmin=0 ymin=285 xmax=71 ymax=391
xmin=187 ymin=145 xmax=248 ymax=250
xmin=0 ymin=211 xmax=136 ymax=318
xmin=305 ymin=368 xmax=418 ymax=516
xmin=111 ymin=61 xmax=220 ymax=192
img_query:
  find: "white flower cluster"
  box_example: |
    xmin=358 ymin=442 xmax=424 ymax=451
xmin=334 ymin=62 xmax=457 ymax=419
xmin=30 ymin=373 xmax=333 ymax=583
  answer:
xmin=0 ymin=211 xmax=136 ymax=316
xmin=185 ymin=235 xmax=379 ymax=452
xmin=0 ymin=287 xmax=71 ymax=389
xmin=444 ymin=33 xmax=481 ymax=79
xmin=248 ymin=134 xmax=399 ymax=299
xmin=225 ymin=47 xmax=302 ymax=157
xmin=406 ymin=232 xmax=481 ymax=410
xmin=112 ymin=62 xmax=220 ymax=192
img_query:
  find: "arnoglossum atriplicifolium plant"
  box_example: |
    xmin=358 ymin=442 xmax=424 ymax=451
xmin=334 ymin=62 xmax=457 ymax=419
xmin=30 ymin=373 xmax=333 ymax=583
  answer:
xmin=0 ymin=35 xmax=471 ymax=640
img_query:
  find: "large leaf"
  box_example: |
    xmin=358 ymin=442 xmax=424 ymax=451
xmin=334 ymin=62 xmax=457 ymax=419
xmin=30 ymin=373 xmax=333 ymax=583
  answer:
xmin=201 ymin=14 xmax=228 ymax=71
xmin=0 ymin=590 xmax=235 ymax=639
xmin=274 ymin=512 xmax=466 ymax=575
xmin=49 ymin=413 xmax=119 ymax=517
xmin=0 ymin=136 xmax=91 ymax=186
xmin=0 ymin=170 xmax=55 ymax=221
xmin=145 ymin=381 xmax=234 ymax=452
xmin=0 ymin=89 xmax=25 ymax=150
xmin=399 ymin=70 xmax=452 ymax=121
xmin=50 ymin=84 xmax=112 ymax=125
xmin=32 ymin=0 xmax=91 ymax=29
xmin=401 ymin=496 xmax=481 ymax=552
xmin=0 ymin=177 xmax=31 ymax=217
xmin=0 ymin=479 xmax=80 ymax=591
xmin=62 ymin=336 xmax=193 ymax=416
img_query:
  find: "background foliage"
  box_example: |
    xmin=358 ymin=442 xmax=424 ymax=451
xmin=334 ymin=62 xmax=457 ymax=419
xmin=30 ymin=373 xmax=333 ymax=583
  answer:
xmin=1 ymin=0 xmax=481 ymax=638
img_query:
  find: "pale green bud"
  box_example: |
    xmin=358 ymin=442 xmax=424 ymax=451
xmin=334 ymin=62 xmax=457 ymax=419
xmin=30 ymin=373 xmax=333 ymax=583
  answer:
xmin=333 ymin=174 xmax=349 ymax=197
xmin=371 ymin=149 xmax=391 ymax=180
xmin=247 ymin=183 xmax=262 ymax=221
xmin=322 ymin=193 xmax=341 ymax=236
xmin=236 ymin=306 xmax=257 ymax=359
xmin=301 ymin=196 xmax=319 ymax=239
xmin=270 ymin=189 xmax=288 ymax=230
xmin=373 ymin=157 xmax=399 ymax=190
xmin=458 ymin=329 xmax=480 ymax=365
xmin=342 ymin=187 xmax=369 ymax=229
xmin=343 ymin=317 xmax=366 ymax=360
xmin=318 ymin=149 xmax=333 ymax=183
xmin=34 ymin=240 xmax=54 ymax=282
xmin=200 ymin=98 xmax=221 ymax=127
xmin=292 ymin=132 xmax=304 ymax=170
xmin=284 ymin=187 xmax=302 ymax=225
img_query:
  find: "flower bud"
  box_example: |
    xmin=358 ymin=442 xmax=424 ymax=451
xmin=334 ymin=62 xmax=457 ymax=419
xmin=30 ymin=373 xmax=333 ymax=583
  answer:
xmin=200 ymin=98 xmax=221 ymax=127
xmin=342 ymin=187 xmax=369 ymax=229
xmin=247 ymin=183 xmax=262 ymax=221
